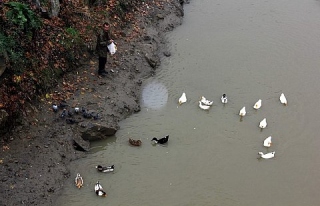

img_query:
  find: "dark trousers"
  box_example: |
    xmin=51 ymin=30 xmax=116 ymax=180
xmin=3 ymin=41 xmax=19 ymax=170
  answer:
xmin=98 ymin=56 xmax=107 ymax=72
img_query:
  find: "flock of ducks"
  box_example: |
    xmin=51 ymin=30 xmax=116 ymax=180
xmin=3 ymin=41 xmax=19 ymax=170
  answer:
xmin=73 ymin=135 xmax=169 ymax=196
xmin=73 ymin=92 xmax=288 ymax=196
xmin=178 ymin=92 xmax=288 ymax=160
xmin=73 ymin=164 xmax=115 ymax=197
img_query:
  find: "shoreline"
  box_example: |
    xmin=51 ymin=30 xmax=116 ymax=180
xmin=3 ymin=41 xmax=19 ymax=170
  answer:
xmin=0 ymin=1 xmax=186 ymax=205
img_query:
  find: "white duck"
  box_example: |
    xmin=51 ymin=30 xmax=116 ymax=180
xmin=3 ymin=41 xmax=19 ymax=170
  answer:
xmin=259 ymin=118 xmax=267 ymax=129
xmin=221 ymin=94 xmax=228 ymax=104
xmin=280 ymin=93 xmax=287 ymax=105
xmin=200 ymin=96 xmax=213 ymax=106
xmin=178 ymin=92 xmax=187 ymax=105
xmin=263 ymin=136 xmax=272 ymax=147
xmin=258 ymin=151 xmax=275 ymax=159
xmin=198 ymin=101 xmax=211 ymax=110
xmin=253 ymin=99 xmax=262 ymax=110
xmin=239 ymin=107 xmax=246 ymax=117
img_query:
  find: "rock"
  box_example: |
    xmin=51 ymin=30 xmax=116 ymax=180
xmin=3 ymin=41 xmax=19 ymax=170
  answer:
xmin=163 ymin=51 xmax=171 ymax=57
xmin=72 ymin=134 xmax=90 ymax=152
xmin=157 ymin=13 xmax=165 ymax=19
xmin=145 ymin=53 xmax=160 ymax=68
xmin=47 ymin=187 xmax=54 ymax=193
xmin=143 ymin=35 xmax=152 ymax=41
xmin=80 ymin=123 xmax=117 ymax=141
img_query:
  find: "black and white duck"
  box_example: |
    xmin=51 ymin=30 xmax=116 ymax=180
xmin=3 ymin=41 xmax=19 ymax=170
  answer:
xmin=96 ymin=165 xmax=115 ymax=173
xmin=221 ymin=94 xmax=228 ymax=104
xmin=94 ymin=181 xmax=107 ymax=197
xmin=152 ymin=135 xmax=169 ymax=144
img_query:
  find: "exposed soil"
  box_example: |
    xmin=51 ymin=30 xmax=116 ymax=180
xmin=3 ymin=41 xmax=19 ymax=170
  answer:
xmin=0 ymin=1 xmax=187 ymax=205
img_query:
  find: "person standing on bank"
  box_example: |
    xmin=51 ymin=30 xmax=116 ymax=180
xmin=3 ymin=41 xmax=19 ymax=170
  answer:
xmin=96 ymin=22 xmax=114 ymax=77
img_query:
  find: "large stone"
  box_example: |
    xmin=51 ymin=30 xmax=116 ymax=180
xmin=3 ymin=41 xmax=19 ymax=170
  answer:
xmin=145 ymin=53 xmax=160 ymax=68
xmin=72 ymin=133 xmax=90 ymax=152
xmin=80 ymin=122 xmax=117 ymax=142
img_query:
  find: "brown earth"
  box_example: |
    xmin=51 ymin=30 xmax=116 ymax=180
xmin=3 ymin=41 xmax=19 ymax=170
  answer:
xmin=0 ymin=1 xmax=188 ymax=205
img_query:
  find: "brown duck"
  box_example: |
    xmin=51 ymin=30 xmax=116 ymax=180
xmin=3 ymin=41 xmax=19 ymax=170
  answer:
xmin=75 ymin=173 xmax=83 ymax=189
xmin=129 ymin=138 xmax=142 ymax=146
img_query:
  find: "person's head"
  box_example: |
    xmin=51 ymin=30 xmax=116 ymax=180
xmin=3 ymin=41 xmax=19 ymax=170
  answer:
xmin=103 ymin=22 xmax=110 ymax=31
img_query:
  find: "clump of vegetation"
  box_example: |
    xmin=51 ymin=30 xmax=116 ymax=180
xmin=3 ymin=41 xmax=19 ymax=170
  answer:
xmin=0 ymin=0 xmax=148 ymax=137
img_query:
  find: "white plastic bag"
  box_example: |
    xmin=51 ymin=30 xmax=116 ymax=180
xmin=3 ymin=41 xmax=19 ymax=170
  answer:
xmin=107 ymin=42 xmax=117 ymax=55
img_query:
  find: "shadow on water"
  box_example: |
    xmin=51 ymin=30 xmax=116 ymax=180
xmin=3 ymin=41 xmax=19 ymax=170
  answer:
xmin=89 ymin=135 xmax=117 ymax=153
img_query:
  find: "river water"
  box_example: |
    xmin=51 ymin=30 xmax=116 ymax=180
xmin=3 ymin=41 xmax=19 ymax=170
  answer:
xmin=56 ymin=0 xmax=320 ymax=205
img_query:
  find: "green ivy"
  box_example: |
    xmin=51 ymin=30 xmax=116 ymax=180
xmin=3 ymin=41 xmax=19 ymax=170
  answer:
xmin=5 ymin=2 xmax=42 ymax=31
